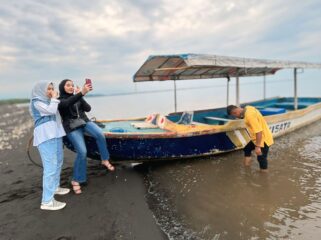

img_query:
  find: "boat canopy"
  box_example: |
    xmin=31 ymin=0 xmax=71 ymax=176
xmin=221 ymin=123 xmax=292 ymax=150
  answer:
xmin=133 ymin=54 xmax=321 ymax=82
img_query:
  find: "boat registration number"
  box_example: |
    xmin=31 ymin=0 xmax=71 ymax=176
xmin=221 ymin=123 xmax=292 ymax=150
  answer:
xmin=269 ymin=121 xmax=291 ymax=134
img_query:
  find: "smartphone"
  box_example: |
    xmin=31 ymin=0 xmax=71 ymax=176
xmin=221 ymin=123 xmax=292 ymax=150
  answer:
xmin=85 ymin=78 xmax=92 ymax=86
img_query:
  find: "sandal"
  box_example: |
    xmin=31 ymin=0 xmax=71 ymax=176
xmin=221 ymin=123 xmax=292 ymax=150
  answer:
xmin=101 ymin=160 xmax=115 ymax=171
xmin=71 ymin=181 xmax=82 ymax=194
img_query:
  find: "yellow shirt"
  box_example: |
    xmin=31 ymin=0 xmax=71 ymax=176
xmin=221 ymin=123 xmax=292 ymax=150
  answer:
xmin=244 ymin=106 xmax=274 ymax=147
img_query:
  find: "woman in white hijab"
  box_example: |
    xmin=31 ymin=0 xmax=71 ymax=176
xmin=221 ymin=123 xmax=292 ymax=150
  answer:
xmin=30 ymin=81 xmax=69 ymax=211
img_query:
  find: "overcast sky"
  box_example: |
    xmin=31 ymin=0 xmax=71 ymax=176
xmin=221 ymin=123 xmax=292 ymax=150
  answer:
xmin=1 ymin=0 xmax=321 ymax=99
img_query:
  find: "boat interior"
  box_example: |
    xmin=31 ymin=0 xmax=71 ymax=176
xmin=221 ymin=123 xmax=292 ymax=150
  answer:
xmin=168 ymin=97 xmax=321 ymax=125
xmin=101 ymin=97 xmax=321 ymax=134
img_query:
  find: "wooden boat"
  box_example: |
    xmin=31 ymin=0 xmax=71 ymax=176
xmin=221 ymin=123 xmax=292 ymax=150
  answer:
xmin=63 ymin=54 xmax=321 ymax=162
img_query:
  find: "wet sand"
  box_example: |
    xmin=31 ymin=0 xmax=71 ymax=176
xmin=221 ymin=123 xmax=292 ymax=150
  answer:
xmin=0 ymin=104 xmax=167 ymax=240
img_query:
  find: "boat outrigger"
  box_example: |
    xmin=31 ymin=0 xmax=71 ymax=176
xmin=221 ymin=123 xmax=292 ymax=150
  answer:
xmin=63 ymin=54 xmax=321 ymax=162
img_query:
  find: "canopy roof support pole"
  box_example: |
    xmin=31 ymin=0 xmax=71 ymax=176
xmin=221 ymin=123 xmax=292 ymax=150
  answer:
xmin=174 ymin=80 xmax=177 ymax=112
xmin=226 ymin=77 xmax=230 ymax=106
xmin=263 ymin=74 xmax=266 ymax=100
xmin=294 ymin=68 xmax=298 ymax=110
xmin=236 ymin=75 xmax=240 ymax=106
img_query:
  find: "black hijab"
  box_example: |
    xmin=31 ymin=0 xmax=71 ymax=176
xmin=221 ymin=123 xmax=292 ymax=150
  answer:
xmin=57 ymin=79 xmax=91 ymax=132
xmin=59 ymin=79 xmax=73 ymax=99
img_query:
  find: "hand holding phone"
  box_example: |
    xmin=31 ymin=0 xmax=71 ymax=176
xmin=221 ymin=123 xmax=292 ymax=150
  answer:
xmin=85 ymin=78 xmax=92 ymax=86
xmin=85 ymin=78 xmax=93 ymax=92
xmin=80 ymin=79 xmax=92 ymax=95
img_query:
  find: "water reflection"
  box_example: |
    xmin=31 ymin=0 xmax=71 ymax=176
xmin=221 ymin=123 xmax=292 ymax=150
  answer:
xmin=145 ymin=121 xmax=321 ymax=240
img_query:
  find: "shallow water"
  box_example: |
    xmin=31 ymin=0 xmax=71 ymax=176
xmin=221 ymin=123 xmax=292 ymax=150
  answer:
xmin=88 ymin=94 xmax=321 ymax=240
xmin=144 ymin=120 xmax=321 ymax=240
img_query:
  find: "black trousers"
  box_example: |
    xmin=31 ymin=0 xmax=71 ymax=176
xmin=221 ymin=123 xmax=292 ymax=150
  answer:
xmin=243 ymin=141 xmax=269 ymax=169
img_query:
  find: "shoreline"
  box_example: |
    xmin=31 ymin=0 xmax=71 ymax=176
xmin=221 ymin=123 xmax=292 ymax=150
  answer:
xmin=0 ymin=98 xmax=29 ymax=106
xmin=0 ymin=103 xmax=167 ymax=240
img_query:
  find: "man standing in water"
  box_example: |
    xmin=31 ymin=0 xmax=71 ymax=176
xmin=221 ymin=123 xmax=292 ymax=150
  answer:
xmin=227 ymin=105 xmax=274 ymax=172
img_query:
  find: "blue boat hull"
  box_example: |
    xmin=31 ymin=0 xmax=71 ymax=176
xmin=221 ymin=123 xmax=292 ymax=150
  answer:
xmin=63 ymin=131 xmax=237 ymax=162
xmin=63 ymin=97 xmax=321 ymax=162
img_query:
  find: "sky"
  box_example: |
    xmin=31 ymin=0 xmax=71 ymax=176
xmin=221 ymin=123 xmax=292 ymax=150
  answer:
xmin=0 ymin=0 xmax=321 ymax=99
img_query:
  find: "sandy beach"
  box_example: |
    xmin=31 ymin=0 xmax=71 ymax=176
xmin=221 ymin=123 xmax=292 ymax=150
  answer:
xmin=3 ymin=101 xmax=321 ymax=239
xmin=0 ymin=103 xmax=167 ymax=240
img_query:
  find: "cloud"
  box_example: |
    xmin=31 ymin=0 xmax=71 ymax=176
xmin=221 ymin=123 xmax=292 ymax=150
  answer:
xmin=67 ymin=2 xmax=151 ymax=38
xmin=0 ymin=0 xmax=320 ymax=99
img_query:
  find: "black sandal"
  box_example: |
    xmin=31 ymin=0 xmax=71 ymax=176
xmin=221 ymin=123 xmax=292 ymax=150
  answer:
xmin=71 ymin=181 xmax=82 ymax=194
xmin=102 ymin=160 xmax=115 ymax=171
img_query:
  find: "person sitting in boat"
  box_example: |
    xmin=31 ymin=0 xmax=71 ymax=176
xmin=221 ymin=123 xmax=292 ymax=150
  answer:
xmin=58 ymin=79 xmax=115 ymax=194
xmin=227 ymin=105 xmax=274 ymax=172
xmin=30 ymin=81 xmax=70 ymax=211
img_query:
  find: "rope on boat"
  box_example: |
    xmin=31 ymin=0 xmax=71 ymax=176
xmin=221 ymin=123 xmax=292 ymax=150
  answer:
xmin=26 ymin=133 xmax=99 ymax=170
xmin=26 ymin=134 xmax=43 ymax=168
xmin=26 ymin=135 xmax=71 ymax=170
xmin=26 ymin=118 xmax=105 ymax=169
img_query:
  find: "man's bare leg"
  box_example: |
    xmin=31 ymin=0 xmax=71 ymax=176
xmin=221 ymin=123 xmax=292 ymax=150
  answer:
xmin=244 ymin=157 xmax=252 ymax=167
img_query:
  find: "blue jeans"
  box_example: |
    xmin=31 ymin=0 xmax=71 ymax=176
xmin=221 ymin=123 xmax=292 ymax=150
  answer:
xmin=67 ymin=121 xmax=110 ymax=183
xmin=37 ymin=138 xmax=63 ymax=204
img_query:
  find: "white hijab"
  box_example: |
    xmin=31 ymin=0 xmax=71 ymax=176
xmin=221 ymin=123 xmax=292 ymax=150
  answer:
xmin=31 ymin=81 xmax=52 ymax=101
xmin=29 ymin=81 xmax=53 ymax=115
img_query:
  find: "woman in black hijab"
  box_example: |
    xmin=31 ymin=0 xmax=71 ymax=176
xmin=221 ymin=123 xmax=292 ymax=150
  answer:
xmin=58 ymin=79 xmax=114 ymax=194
